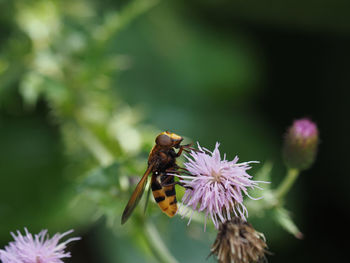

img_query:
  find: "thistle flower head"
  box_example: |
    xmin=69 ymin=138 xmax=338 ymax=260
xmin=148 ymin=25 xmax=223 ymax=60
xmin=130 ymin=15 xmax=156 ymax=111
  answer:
xmin=178 ymin=142 xmax=263 ymax=230
xmin=0 ymin=228 xmax=80 ymax=263
xmin=283 ymin=118 xmax=319 ymax=170
xmin=210 ymin=217 xmax=268 ymax=263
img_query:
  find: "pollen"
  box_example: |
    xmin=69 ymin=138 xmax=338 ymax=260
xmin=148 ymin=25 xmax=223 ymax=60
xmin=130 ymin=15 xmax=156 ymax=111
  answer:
xmin=211 ymin=170 xmax=222 ymax=183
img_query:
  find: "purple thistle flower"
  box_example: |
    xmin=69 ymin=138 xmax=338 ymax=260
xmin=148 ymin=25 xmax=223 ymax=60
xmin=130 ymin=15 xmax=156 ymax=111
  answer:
xmin=291 ymin=118 xmax=318 ymax=139
xmin=177 ymin=142 xmax=263 ymax=230
xmin=0 ymin=228 xmax=80 ymax=263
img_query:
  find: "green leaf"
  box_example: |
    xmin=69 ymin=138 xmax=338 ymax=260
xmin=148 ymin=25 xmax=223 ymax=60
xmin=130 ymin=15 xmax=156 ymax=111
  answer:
xmin=144 ymin=179 xmax=152 ymax=214
xmin=78 ymin=161 xmax=121 ymax=191
xmin=273 ymin=207 xmax=303 ymax=239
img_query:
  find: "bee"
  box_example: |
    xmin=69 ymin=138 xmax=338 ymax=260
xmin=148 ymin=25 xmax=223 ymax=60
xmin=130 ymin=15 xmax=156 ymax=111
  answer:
xmin=121 ymin=131 xmax=191 ymax=224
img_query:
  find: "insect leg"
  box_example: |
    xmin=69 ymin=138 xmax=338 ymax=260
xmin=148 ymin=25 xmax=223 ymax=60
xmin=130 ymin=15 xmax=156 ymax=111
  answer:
xmin=170 ymin=170 xmax=194 ymax=176
xmin=167 ymin=168 xmax=194 ymax=177
xmin=176 ymin=143 xmax=192 ymax=157
xmin=160 ymin=173 xmax=175 ymax=185
xmin=161 ymin=180 xmax=193 ymax=190
xmin=165 ymin=169 xmax=181 ymax=174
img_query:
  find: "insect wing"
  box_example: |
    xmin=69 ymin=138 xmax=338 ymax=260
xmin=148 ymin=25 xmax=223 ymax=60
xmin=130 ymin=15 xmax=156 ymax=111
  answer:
xmin=121 ymin=163 xmax=154 ymax=224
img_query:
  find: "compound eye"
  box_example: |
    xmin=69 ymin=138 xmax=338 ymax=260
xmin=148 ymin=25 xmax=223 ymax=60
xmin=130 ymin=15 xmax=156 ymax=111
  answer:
xmin=155 ymin=134 xmax=172 ymax=146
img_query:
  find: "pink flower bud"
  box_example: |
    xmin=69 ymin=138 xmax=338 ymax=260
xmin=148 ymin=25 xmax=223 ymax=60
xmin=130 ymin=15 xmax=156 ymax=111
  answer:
xmin=283 ymin=118 xmax=319 ymax=170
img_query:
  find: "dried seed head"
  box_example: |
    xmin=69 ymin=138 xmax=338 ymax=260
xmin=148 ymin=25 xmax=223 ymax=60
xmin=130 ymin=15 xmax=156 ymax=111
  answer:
xmin=210 ymin=217 xmax=268 ymax=263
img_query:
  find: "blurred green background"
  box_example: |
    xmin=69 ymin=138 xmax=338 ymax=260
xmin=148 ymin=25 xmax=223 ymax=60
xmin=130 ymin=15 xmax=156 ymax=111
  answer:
xmin=1 ymin=0 xmax=349 ymax=262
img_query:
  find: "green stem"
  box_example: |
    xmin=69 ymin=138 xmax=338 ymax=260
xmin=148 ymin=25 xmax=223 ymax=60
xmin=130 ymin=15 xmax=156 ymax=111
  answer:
xmin=144 ymin=221 xmax=179 ymax=263
xmin=94 ymin=0 xmax=160 ymax=47
xmin=275 ymin=168 xmax=300 ymax=201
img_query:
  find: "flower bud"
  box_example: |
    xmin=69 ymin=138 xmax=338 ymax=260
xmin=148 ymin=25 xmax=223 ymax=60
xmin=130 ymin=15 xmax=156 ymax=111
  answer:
xmin=283 ymin=118 xmax=319 ymax=170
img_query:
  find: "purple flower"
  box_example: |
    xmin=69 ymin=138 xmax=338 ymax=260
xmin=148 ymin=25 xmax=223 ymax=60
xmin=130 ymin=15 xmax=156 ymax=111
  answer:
xmin=291 ymin=118 xmax=318 ymax=139
xmin=177 ymin=143 xmax=263 ymax=230
xmin=0 ymin=228 xmax=80 ymax=263
xmin=283 ymin=118 xmax=319 ymax=170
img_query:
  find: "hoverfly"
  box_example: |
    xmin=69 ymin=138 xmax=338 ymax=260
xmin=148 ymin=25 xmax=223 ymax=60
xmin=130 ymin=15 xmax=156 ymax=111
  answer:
xmin=121 ymin=131 xmax=192 ymax=224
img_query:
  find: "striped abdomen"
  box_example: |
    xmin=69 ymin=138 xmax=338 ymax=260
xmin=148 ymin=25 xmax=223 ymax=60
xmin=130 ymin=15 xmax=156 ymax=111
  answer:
xmin=151 ymin=173 xmax=177 ymax=217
